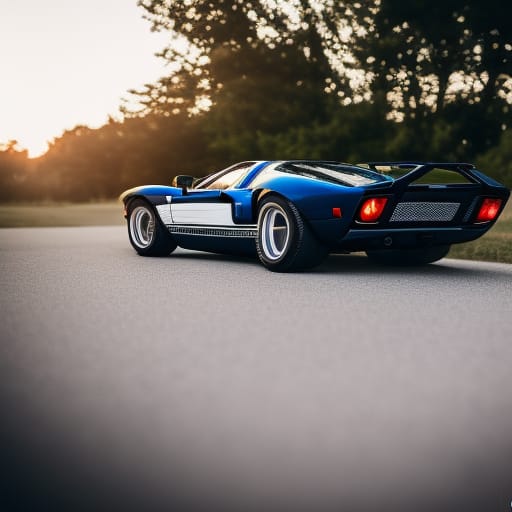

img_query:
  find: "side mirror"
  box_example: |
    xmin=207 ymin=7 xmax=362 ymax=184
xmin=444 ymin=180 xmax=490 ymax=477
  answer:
xmin=172 ymin=175 xmax=194 ymax=194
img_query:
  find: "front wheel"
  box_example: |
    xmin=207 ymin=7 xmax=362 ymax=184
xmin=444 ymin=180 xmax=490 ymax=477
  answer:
xmin=256 ymin=195 xmax=327 ymax=272
xmin=127 ymin=199 xmax=177 ymax=256
xmin=366 ymin=245 xmax=450 ymax=266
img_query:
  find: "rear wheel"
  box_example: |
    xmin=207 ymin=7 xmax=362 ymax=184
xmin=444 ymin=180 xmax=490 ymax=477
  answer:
xmin=366 ymin=245 xmax=450 ymax=266
xmin=127 ymin=198 xmax=177 ymax=256
xmin=256 ymin=195 xmax=327 ymax=272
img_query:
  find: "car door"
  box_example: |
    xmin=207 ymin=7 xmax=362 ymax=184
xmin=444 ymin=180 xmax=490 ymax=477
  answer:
xmin=169 ymin=163 xmax=255 ymax=228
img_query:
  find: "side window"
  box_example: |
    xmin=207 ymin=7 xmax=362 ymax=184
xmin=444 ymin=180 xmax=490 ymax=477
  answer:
xmin=248 ymin=167 xmax=275 ymax=189
xmin=205 ymin=165 xmax=252 ymax=190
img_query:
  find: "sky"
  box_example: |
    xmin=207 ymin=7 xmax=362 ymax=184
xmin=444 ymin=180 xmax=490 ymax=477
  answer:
xmin=0 ymin=0 xmax=170 ymax=157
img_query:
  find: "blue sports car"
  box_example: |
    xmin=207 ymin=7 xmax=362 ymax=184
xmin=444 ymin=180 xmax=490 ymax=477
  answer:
xmin=120 ymin=160 xmax=509 ymax=272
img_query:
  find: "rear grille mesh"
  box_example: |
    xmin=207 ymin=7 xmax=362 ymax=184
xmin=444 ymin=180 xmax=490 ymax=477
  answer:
xmin=390 ymin=202 xmax=460 ymax=222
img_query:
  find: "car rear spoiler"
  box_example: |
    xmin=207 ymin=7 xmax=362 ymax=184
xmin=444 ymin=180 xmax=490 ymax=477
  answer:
xmin=364 ymin=162 xmax=474 ymax=170
xmin=359 ymin=161 xmax=505 ymax=190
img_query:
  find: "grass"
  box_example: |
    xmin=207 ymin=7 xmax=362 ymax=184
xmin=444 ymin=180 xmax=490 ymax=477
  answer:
xmin=0 ymin=201 xmax=124 ymax=228
xmin=0 ymin=200 xmax=510 ymax=263
xmin=448 ymin=201 xmax=512 ymax=263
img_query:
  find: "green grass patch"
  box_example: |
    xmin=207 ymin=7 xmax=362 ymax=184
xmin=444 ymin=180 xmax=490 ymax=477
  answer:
xmin=448 ymin=201 xmax=512 ymax=263
xmin=0 ymin=202 xmax=124 ymax=228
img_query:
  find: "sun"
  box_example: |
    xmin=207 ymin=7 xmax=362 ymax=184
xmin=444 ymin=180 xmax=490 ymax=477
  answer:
xmin=13 ymin=134 xmax=50 ymax=159
xmin=0 ymin=122 xmax=48 ymax=158
xmin=0 ymin=111 xmax=66 ymax=158
xmin=0 ymin=0 xmax=170 ymax=160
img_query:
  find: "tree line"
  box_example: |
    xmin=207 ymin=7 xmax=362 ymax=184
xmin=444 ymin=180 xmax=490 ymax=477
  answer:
xmin=1 ymin=0 xmax=511 ymax=202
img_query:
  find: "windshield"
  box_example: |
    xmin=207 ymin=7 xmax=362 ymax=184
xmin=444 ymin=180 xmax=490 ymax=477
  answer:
xmin=274 ymin=161 xmax=392 ymax=187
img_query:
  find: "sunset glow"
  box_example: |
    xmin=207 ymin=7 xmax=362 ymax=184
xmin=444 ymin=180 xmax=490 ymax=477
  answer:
xmin=0 ymin=0 xmax=170 ymax=157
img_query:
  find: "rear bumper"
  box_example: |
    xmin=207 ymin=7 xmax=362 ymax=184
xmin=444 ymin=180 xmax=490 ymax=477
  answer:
xmin=338 ymin=226 xmax=491 ymax=251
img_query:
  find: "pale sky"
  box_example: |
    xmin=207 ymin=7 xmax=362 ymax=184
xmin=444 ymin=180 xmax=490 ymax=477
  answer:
xmin=0 ymin=0 xmax=170 ymax=156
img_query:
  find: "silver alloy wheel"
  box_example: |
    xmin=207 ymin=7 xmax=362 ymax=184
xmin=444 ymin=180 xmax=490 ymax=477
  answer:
xmin=259 ymin=202 xmax=291 ymax=261
xmin=129 ymin=205 xmax=155 ymax=249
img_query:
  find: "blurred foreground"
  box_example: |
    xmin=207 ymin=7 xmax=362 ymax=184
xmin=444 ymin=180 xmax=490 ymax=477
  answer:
xmin=1 ymin=226 xmax=512 ymax=512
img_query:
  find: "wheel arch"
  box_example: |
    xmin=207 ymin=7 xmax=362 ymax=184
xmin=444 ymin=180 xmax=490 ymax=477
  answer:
xmin=252 ymin=189 xmax=300 ymax=222
xmin=120 ymin=185 xmax=179 ymax=215
xmin=122 ymin=192 xmax=171 ymax=221
xmin=122 ymin=193 xmax=151 ymax=219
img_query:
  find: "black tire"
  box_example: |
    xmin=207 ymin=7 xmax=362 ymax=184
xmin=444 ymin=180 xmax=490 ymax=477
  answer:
xmin=127 ymin=198 xmax=177 ymax=256
xmin=256 ymin=195 xmax=327 ymax=272
xmin=366 ymin=245 xmax=450 ymax=266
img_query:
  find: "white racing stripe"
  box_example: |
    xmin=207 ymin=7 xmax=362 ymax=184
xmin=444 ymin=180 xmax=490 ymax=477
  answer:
xmin=171 ymin=203 xmax=235 ymax=225
xmin=156 ymin=201 xmax=257 ymax=238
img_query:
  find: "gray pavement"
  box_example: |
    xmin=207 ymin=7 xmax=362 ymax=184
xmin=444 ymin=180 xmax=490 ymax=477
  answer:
xmin=1 ymin=226 xmax=512 ymax=511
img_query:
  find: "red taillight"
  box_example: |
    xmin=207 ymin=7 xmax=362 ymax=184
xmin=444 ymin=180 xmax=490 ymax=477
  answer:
xmin=358 ymin=197 xmax=388 ymax=222
xmin=475 ymin=198 xmax=502 ymax=222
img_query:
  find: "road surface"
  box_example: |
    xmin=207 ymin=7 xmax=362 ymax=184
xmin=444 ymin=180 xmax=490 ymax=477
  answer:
xmin=1 ymin=226 xmax=511 ymax=511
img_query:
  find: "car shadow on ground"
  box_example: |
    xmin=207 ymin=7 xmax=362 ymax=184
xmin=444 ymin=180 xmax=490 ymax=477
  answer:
xmin=315 ymin=252 xmax=511 ymax=280
xmin=166 ymin=249 xmax=511 ymax=281
xmin=170 ymin=249 xmax=260 ymax=266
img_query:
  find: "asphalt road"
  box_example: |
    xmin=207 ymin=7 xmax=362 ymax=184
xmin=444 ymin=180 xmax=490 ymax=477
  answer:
xmin=1 ymin=226 xmax=512 ymax=511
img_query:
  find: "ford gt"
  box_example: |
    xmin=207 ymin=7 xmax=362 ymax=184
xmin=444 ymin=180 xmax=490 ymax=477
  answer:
xmin=120 ymin=160 xmax=509 ymax=272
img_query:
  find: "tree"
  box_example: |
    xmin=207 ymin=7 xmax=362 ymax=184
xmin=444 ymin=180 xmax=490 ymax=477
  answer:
xmin=476 ymin=129 xmax=512 ymax=187
xmin=129 ymin=0 xmax=378 ymax=117
xmin=127 ymin=1 xmax=383 ymax=164
xmin=363 ymin=0 xmax=512 ymax=120
xmin=0 ymin=141 xmax=32 ymax=202
xmin=35 ymin=114 xmax=212 ymax=201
